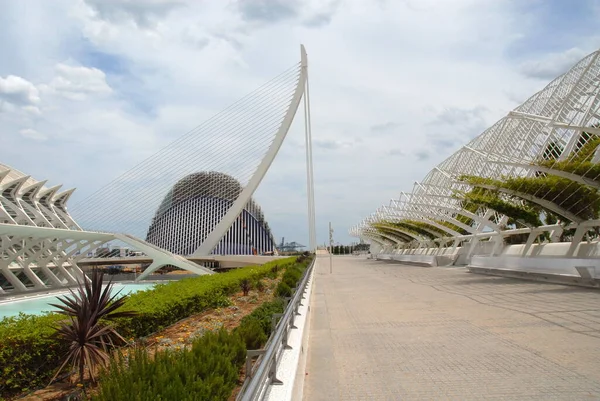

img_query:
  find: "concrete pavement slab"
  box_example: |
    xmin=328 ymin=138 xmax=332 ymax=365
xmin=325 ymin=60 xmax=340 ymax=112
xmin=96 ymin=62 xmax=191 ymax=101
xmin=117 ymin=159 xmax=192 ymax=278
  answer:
xmin=303 ymin=256 xmax=600 ymax=400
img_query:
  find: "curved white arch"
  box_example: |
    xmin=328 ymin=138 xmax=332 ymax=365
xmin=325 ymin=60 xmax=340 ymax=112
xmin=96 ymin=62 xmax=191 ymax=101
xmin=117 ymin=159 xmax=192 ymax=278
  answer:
xmin=361 ymin=234 xmax=391 ymax=247
xmin=363 ymin=230 xmax=402 ymax=246
xmin=399 ymin=218 xmax=459 ymax=237
xmin=373 ymin=223 xmax=428 ymax=242
xmin=194 ymin=46 xmax=308 ymax=256
xmin=403 ymin=204 xmax=478 ymax=234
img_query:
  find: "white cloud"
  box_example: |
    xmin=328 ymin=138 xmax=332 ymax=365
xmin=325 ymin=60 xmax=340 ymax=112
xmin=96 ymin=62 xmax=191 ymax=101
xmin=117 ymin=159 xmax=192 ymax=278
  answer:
xmin=82 ymin=0 xmax=184 ymax=28
xmin=41 ymin=64 xmax=112 ymax=100
xmin=371 ymin=122 xmax=401 ymax=133
xmin=430 ymin=106 xmax=487 ymax=126
xmin=313 ymin=138 xmax=358 ymax=150
xmin=0 ymin=0 xmax=596 ymax=244
xmin=519 ymin=47 xmax=589 ymax=80
xmin=19 ymin=128 xmax=46 ymax=141
xmin=22 ymin=105 xmax=42 ymax=116
xmin=0 ymin=75 xmax=40 ymax=107
xmin=233 ymin=0 xmax=340 ymax=27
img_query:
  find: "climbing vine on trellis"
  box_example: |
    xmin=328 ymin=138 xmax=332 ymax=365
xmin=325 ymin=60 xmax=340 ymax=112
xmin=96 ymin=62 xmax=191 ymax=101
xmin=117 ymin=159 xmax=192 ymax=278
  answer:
xmin=379 ymin=220 xmax=438 ymax=240
xmin=454 ymin=187 xmax=542 ymax=227
xmin=459 ymin=174 xmax=600 ymax=222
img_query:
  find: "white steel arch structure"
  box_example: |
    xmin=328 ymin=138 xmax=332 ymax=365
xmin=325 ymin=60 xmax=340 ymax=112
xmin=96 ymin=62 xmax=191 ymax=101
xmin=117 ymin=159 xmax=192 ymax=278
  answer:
xmin=352 ymin=49 xmax=600 ymax=266
xmin=0 ymin=163 xmax=86 ymax=293
xmin=1 ymin=45 xmax=316 ymax=294
xmin=72 ymin=45 xmax=315 ymax=261
xmin=194 ymin=45 xmax=313 ymax=255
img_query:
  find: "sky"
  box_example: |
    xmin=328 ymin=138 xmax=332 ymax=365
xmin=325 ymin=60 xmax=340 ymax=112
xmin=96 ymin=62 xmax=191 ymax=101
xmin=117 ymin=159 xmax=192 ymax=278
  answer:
xmin=1 ymin=0 xmax=600 ymax=246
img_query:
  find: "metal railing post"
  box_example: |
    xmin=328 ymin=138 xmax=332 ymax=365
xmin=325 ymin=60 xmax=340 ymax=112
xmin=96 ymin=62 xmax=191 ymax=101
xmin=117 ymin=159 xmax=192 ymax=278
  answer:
xmin=238 ymin=257 xmax=315 ymax=401
xmin=245 ymin=350 xmax=265 ymax=379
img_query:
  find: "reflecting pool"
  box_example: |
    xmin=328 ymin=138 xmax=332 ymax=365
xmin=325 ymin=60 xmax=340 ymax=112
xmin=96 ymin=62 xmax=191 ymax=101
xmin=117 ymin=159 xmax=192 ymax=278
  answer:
xmin=0 ymin=282 xmax=157 ymax=320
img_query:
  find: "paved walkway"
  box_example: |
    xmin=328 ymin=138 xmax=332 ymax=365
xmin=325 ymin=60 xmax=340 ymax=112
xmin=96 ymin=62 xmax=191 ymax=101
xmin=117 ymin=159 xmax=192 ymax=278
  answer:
xmin=304 ymin=255 xmax=600 ymax=400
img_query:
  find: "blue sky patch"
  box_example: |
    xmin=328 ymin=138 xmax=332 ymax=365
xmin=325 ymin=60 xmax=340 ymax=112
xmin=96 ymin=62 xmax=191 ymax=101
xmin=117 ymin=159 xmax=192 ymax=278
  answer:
xmin=506 ymin=0 xmax=599 ymax=60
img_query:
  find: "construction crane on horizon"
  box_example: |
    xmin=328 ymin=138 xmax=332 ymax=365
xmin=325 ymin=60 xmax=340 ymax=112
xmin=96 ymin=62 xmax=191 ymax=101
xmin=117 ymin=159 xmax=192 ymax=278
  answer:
xmin=278 ymin=237 xmax=306 ymax=252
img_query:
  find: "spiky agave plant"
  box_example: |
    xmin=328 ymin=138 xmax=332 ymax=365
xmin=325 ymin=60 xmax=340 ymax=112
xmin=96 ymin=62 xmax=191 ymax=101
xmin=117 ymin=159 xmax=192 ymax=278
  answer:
xmin=50 ymin=269 xmax=136 ymax=384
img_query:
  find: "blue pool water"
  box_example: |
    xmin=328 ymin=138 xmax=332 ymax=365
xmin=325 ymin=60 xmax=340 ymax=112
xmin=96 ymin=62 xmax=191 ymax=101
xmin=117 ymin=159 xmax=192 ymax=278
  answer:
xmin=0 ymin=282 xmax=157 ymax=320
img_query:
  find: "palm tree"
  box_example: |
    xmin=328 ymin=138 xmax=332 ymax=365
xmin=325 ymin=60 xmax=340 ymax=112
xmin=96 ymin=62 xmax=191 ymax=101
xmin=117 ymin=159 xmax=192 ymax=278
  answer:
xmin=50 ymin=269 xmax=136 ymax=384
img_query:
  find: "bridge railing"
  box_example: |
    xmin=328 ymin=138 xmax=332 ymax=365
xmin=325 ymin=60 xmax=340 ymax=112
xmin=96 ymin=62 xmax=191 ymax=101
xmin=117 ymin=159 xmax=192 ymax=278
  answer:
xmin=237 ymin=257 xmax=315 ymax=401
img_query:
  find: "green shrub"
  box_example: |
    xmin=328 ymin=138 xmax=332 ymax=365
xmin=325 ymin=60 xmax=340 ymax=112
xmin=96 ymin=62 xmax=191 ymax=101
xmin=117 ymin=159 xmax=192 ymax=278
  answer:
xmin=93 ymin=330 xmax=245 ymax=401
xmin=115 ymin=258 xmax=296 ymax=338
xmin=254 ymin=279 xmax=265 ymax=293
xmin=239 ymin=299 xmax=284 ymax=337
xmin=282 ymin=271 xmax=300 ymax=288
xmin=266 ymin=264 xmax=279 ymax=279
xmin=275 ymin=282 xmax=292 ymax=298
xmin=0 ymin=258 xmax=297 ymax=399
xmin=272 ymin=259 xmax=309 ymax=299
xmin=235 ymin=320 xmax=266 ymax=350
xmin=283 ymin=261 xmax=308 ymax=288
xmin=92 ymin=257 xmax=313 ymax=401
xmin=0 ymin=313 xmax=67 ymax=397
xmin=93 ymin=298 xmax=296 ymax=400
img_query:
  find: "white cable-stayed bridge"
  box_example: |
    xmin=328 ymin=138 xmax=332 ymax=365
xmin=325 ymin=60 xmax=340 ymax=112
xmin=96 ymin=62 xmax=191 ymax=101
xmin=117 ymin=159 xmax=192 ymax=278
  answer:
xmin=0 ymin=45 xmax=316 ymax=294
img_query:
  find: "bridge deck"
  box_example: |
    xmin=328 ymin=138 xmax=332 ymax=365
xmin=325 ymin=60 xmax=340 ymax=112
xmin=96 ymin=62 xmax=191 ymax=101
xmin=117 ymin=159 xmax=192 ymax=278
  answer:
xmin=304 ymin=255 xmax=600 ymax=400
xmin=76 ymin=255 xmax=283 ymax=267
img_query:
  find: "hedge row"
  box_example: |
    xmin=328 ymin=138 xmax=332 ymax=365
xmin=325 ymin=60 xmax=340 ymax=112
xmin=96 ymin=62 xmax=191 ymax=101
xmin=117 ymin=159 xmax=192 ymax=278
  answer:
xmin=0 ymin=313 xmax=68 ymax=398
xmin=92 ymin=260 xmax=311 ymax=401
xmin=0 ymin=257 xmax=298 ymax=399
xmin=115 ymin=258 xmax=297 ymax=338
xmin=275 ymin=261 xmax=308 ymax=298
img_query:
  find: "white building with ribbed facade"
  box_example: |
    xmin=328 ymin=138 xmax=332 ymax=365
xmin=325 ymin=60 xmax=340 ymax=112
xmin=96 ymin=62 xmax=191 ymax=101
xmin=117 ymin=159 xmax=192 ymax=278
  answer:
xmin=146 ymin=172 xmax=276 ymax=255
xmin=352 ymin=49 xmax=600 ymax=278
xmin=0 ymin=163 xmax=88 ymax=293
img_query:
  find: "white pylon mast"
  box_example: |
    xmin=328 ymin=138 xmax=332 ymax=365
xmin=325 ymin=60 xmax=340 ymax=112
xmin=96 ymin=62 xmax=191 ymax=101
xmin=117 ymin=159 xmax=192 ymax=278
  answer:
xmin=302 ymin=44 xmax=317 ymax=252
